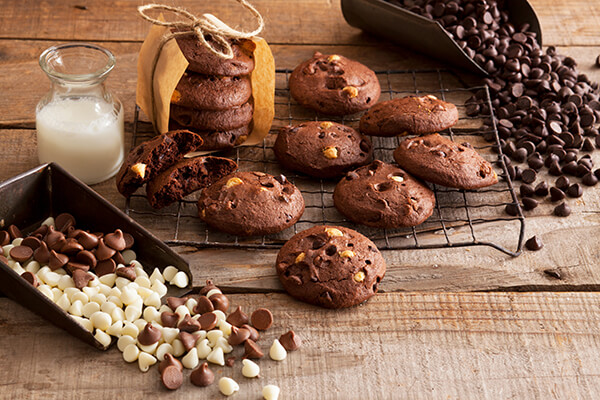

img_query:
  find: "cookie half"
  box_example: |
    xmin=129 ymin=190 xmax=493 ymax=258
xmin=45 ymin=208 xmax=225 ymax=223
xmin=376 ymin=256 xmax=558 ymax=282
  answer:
xmin=274 ymin=121 xmax=373 ymax=178
xmin=359 ymin=95 xmax=459 ymax=137
xmin=175 ymin=35 xmax=255 ymax=76
xmin=276 ymin=225 xmax=386 ymax=309
xmin=146 ymin=156 xmax=237 ymax=209
xmin=116 ymin=130 xmax=204 ymax=197
xmin=333 ymin=161 xmax=435 ymax=228
xmin=170 ymin=102 xmax=253 ymax=132
xmin=171 ymin=72 xmax=252 ymax=111
xmin=289 ymin=52 xmax=380 ymax=116
xmin=197 ymin=172 xmax=304 ymax=236
xmin=393 ymin=133 xmax=498 ymax=189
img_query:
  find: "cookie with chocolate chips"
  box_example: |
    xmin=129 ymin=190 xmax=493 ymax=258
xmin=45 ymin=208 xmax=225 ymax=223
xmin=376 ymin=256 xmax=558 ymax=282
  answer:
xmin=116 ymin=130 xmax=204 ymax=197
xmin=393 ymin=133 xmax=498 ymax=189
xmin=197 ymin=171 xmax=304 ymax=236
xmin=276 ymin=225 xmax=386 ymax=309
xmin=359 ymin=95 xmax=459 ymax=137
xmin=175 ymin=35 xmax=255 ymax=76
xmin=274 ymin=121 xmax=373 ymax=178
xmin=146 ymin=156 xmax=237 ymax=209
xmin=289 ymin=52 xmax=380 ymax=116
xmin=168 ymin=122 xmax=250 ymax=151
xmin=171 ymin=72 xmax=252 ymax=111
xmin=333 ymin=161 xmax=435 ymax=228
xmin=170 ymin=101 xmax=253 ymax=132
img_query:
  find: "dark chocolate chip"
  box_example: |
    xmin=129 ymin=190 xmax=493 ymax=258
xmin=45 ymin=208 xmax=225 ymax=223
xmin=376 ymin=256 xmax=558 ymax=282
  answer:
xmin=521 ymin=197 xmax=538 ymax=211
xmin=534 ymin=181 xmax=549 ymax=196
xmin=567 ymin=183 xmax=583 ymax=198
xmin=521 ymin=168 xmax=537 ymax=183
xmin=554 ymin=202 xmax=571 ymax=217
xmin=525 ymin=235 xmax=544 ymax=251
xmin=550 ymin=187 xmax=566 ymax=202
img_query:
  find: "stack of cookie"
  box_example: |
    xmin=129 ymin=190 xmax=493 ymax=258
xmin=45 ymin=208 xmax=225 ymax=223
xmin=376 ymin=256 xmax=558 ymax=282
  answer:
xmin=169 ymin=35 xmax=256 ymax=151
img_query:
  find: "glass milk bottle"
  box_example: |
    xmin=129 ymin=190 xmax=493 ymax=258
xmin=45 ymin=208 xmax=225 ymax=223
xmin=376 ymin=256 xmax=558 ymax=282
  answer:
xmin=36 ymin=43 xmax=124 ymax=185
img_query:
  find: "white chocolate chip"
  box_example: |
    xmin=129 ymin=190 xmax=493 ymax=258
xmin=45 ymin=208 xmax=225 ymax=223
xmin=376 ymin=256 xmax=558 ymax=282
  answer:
xmin=327 ymin=54 xmax=341 ymax=62
xmin=242 ymin=359 xmax=260 ymax=378
xmin=353 ymin=271 xmax=366 ymax=282
xmin=149 ymin=268 xmax=164 ymax=284
xmin=115 ymin=277 xmax=131 ymax=290
xmin=24 ymin=260 xmax=40 ymax=274
xmin=137 ymin=341 xmax=158 ymax=355
xmin=225 ymin=177 xmax=243 ymax=188
xmin=269 ymin=339 xmax=287 ymax=361
xmin=137 ymin=351 xmax=156 ymax=372
xmin=339 ymin=250 xmax=354 ymax=258
xmin=134 ymin=276 xmax=151 ymax=289
xmin=121 ymin=321 xmax=140 ymax=338
xmin=37 ymin=284 xmax=53 ymax=300
xmin=162 ymin=266 xmax=178 ymax=282
xmin=390 ymin=175 xmax=404 ymax=183
xmin=144 ymin=291 xmax=162 ymax=308
xmin=123 ymin=343 xmax=140 ymax=363
xmin=295 ymin=252 xmax=305 ymax=264
xmin=90 ymin=293 xmax=107 ymax=305
xmin=41 ymin=217 xmax=55 ymax=227
xmin=206 ymin=330 xmax=224 ymax=347
xmin=171 ymin=271 xmax=189 ymax=288
xmin=71 ymin=291 xmax=89 ymax=304
xmin=117 ymin=335 xmax=136 ymax=352
xmin=90 ymin=311 xmax=112 ymax=331
xmin=133 ymin=319 xmax=148 ymax=332
xmin=325 ymin=227 xmax=344 ymax=238
xmin=212 ymin=309 xmax=226 ymax=321
xmin=44 ymin=271 xmax=61 ymax=287
xmin=120 ymin=286 xmax=139 ymax=306
xmin=57 ymin=275 xmax=75 ymax=290
xmin=111 ymin=307 xmax=125 ymax=323
xmin=94 ymin=329 xmax=112 ymax=347
xmin=143 ymin=306 xmax=161 ymax=324
xmin=263 ymin=384 xmax=281 ymax=400
xmin=426 ymin=94 xmax=438 ymax=100
xmin=68 ymin=300 xmax=84 ymax=317
xmin=205 ymin=288 xmax=222 ymax=299
xmin=218 ymin=377 xmax=239 ymax=396
xmin=193 ymin=330 xmax=207 ymax=342
xmin=196 ymin=338 xmax=212 ymax=359
xmin=100 ymin=300 xmax=117 ymax=315
xmin=182 ymin=348 xmax=200 ymax=369
xmin=185 ymin=298 xmax=198 ymax=315
xmin=56 ymin=293 xmax=70 ymax=311
xmin=215 ymin=337 xmax=233 ymax=354
xmin=320 ymin=121 xmax=334 ymax=129
xmin=171 ymin=339 xmax=185 ymax=357
xmin=136 ymin=287 xmax=154 ymax=301
xmin=174 ymin=305 xmax=190 ymax=322
xmin=207 ymin=346 xmax=225 ymax=366
xmin=150 ymin=280 xmax=167 ymax=297
xmin=342 ymin=85 xmax=359 ymax=98
xmin=131 ymin=163 xmax=147 ymax=179
xmin=161 ymin=327 xmax=179 ymax=344
xmin=97 ymin=283 xmax=111 ymax=297
xmin=125 ymin=305 xmax=142 ymax=322
xmin=155 ymin=343 xmax=174 ymax=361
xmin=322 ymin=146 xmax=338 ymax=159
xmin=121 ymin=249 xmax=136 ymax=265
xmin=218 ymin=319 xmax=232 ymax=336
xmin=72 ymin=316 xmax=93 ymax=332
xmin=106 ymin=320 xmax=123 ymax=337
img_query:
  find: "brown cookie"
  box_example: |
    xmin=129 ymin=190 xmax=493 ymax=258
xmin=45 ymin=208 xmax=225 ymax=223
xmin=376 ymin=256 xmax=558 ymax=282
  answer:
xmin=333 ymin=161 xmax=435 ymax=228
xmin=276 ymin=225 xmax=386 ymax=309
xmin=175 ymin=35 xmax=255 ymax=76
xmin=289 ymin=52 xmax=380 ymax=116
xmin=116 ymin=130 xmax=204 ymax=197
xmin=197 ymin=172 xmax=304 ymax=236
xmin=274 ymin=121 xmax=373 ymax=178
xmin=146 ymin=156 xmax=237 ymax=209
xmin=170 ymin=101 xmax=253 ymax=132
xmin=168 ymin=122 xmax=250 ymax=152
xmin=171 ymin=72 xmax=252 ymax=111
xmin=393 ymin=133 xmax=498 ymax=189
xmin=359 ymin=95 xmax=459 ymax=137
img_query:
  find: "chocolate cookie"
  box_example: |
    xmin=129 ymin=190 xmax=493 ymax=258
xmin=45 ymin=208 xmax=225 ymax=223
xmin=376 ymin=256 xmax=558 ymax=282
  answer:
xmin=275 ymin=225 xmax=386 ymax=309
xmin=146 ymin=156 xmax=237 ymax=209
xmin=333 ymin=161 xmax=435 ymax=228
xmin=393 ymin=133 xmax=498 ymax=189
xmin=171 ymin=72 xmax=252 ymax=111
xmin=359 ymin=95 xmax=459 ymax=137
xmin=168 ymin=122 xmax=250 ymax=151
xmin=116 ymin=130 xmax=204 ymax=197
xmin=175 ymin=35 xmax=255 ymax=76
xmin=289 ymin=52 xmax=380 ymax=116
xmin=197 ymin=172 xmax=304 ymax=236
xmin=273 ymin=121 xmax=373 ymax=178
xmin=170 ymin=102 xmax=253 ymax=132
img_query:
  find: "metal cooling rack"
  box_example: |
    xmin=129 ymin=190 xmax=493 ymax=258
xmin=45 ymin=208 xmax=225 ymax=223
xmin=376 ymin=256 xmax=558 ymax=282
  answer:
xmin=126 ymin=68 xmax=525 ymax=256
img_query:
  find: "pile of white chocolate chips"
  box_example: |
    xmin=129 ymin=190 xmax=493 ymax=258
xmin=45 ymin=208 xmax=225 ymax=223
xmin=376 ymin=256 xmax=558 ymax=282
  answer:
xmin=1 ymin=215 xmax=300 ymax=399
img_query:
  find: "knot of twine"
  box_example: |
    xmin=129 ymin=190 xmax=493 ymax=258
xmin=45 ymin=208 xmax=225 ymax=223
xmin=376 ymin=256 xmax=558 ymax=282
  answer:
xmin=138 ymin=1 xmax=264 ymax=132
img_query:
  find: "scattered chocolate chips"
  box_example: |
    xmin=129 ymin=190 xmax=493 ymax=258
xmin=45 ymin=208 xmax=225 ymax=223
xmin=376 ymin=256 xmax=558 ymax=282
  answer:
xmin=161 ymin=365 xmax=183 ymax=390
xmin=279 ymin=330 xmax=302 ymax=351
xmin=525 ymin=235 xmax=544 ymax=251
xmin=521 ymin=169 xmax=537 ymax=184
xmin=550 ymin=187 xmax=566 ymax=202
xmin=566 ymin=183 xmax=583 ymax=198
xmin=582 ymin=172 xmax=599 ymax=186
xmin=555 ymin=176 xmax=570 ymax=190
xmin=534 ymin=181 xmax=549 ymax=197
xmin=179 ymin=331 xmax=197 ymax=351
xmin=251 ymin=308 xmax=274 ymax=331
xmin=244 ymin=339 xmax=264 ymax=359
xmin=166 ymin=296 xmax=188 ymax=310
xmin=209 ymin=293 xmax=229 ymax=312
xmin=554 ymin=202 xmax=571 ymax=217
xmin=241 ymin=324 xmax=260 ymax=342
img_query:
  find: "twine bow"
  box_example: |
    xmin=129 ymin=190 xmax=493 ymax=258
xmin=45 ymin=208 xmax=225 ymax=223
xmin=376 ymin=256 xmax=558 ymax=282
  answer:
xmin=138 ymin=1 xmax=264 ymax=132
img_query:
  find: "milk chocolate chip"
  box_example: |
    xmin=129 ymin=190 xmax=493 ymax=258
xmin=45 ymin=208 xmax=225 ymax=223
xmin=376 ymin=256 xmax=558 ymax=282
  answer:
xmin=178 ymin=314 xmax=201 ymax=332
xmin=250 ymin=308 xmax=273 ymax=331
xmin=104 ymin=229 xmax=127 ymax=251
xmin=161 ymin=365 xmax=183 ymax=390
xmin=9 ymin=245 xmax=33 ymax=263
xmin=226 ymin=306 xmax=249 ymax=327
xmin=279 ymin=330 xmax=302 ymax=351
xmin=21 ymin=271 xmax=39 ymax=288
xmin=138 ymin=323 xmax=162 ymax=345
xmin=228 ymin=326 xmax=251 ymax=346
xmin=190 ymin=362 xmax=214 ymax=387
xmin=244 ymin=339 xmax=264 ymax=359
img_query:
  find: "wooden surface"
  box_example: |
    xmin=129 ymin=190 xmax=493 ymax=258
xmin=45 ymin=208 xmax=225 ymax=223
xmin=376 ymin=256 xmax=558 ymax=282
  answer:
xmin=1 ymin=0 xmax=600 ymax=398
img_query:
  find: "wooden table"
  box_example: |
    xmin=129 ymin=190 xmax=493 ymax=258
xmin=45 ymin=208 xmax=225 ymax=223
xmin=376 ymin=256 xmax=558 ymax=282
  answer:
xmin=1 ymin=1 xmax=600 ymax=398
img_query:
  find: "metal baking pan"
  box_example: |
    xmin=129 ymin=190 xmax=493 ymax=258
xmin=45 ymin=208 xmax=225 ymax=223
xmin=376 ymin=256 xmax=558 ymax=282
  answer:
xmin=0 ymin=163 xmax=191 ymax=350
xmin=341 ymin=0 xmax=542 ymax=76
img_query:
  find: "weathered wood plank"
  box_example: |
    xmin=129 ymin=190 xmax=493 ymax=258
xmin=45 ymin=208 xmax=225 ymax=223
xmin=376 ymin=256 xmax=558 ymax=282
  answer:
xmin=1 ymin=292 xmax=600 ymax=399
xmin=0 ymin=0 xmax=598 ymax=47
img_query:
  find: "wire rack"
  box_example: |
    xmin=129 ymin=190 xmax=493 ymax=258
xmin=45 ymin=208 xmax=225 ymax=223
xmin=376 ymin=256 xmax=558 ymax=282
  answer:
xmin=126 ymin=68 xmax=525 ymax=256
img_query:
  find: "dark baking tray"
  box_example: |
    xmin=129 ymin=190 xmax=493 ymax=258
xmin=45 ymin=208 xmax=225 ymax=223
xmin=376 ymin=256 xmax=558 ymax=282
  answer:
xmin=0 ymin=163 xmax=191 ymax=350
xmin=341 ymin=0 xmax=542 ymax=76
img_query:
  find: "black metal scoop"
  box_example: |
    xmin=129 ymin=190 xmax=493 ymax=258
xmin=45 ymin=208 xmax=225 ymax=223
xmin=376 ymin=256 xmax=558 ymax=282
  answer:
xmin=0 ymin=163 xmax=192 ymax=350
xmin=341 ymin=0 xmax=542 ymax=76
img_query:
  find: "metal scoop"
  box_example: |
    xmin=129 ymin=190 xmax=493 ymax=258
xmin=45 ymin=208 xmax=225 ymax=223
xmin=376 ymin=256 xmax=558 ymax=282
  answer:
xmin=341 ymin=0 xmax=542 ymax=76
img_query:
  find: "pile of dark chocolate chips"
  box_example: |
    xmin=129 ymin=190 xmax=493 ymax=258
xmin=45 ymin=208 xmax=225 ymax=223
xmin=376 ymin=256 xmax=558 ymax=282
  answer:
xmin=386 ymin=0 xmax=600 ymax=219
